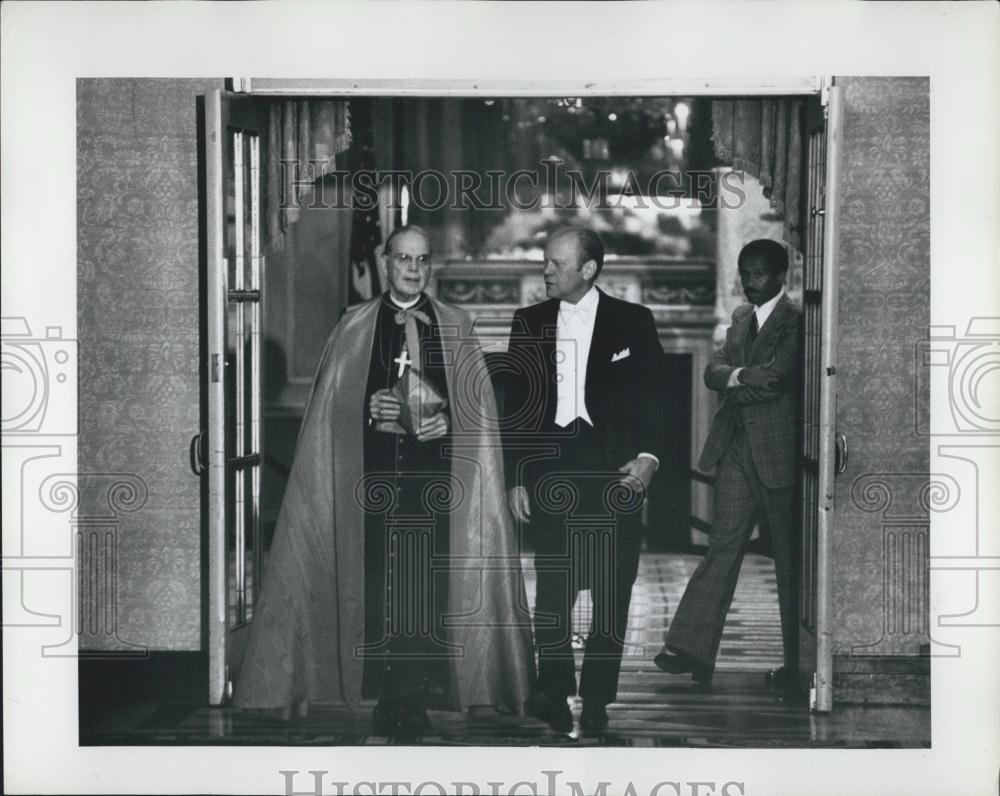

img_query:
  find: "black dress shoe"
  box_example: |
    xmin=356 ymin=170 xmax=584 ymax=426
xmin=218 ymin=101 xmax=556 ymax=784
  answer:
xmin=653 ymin=651 xmax=714 ymax=684
xmin=528 ymin=693 xmax=573 ymax=734
xmin=372 ymin=700 xmax=399 ymax=736
xmin=394 ymin=703 xmax=432 ymax=739
xmin=765 ymin=666 xmax=797 ymax=690
xmin=580 ymin=702 xmax=609 ymax=732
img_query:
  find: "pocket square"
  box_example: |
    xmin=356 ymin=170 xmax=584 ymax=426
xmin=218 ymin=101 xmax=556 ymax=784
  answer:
xmin=611 ymin=347 xmax=630 ymax=362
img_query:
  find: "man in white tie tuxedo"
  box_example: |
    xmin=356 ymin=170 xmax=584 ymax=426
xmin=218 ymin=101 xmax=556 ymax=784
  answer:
xmin=503 ymin=227 xmax=667 ymax=733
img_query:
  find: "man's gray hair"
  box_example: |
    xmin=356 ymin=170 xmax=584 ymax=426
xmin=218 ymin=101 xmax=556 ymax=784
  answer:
xmin=384 ymin=224 xmax=431 ymax=256
xmin=550 ymin=226 xmax=605 ymax=278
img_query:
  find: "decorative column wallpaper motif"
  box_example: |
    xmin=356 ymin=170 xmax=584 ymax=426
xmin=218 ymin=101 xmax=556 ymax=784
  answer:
xmin=40 ymin=472 xmax=150 ymax=655
xmin=77 ymin=79 xmax=222 ymax=650
xmin=848 ymin=472 xmax=959 ymax=655
xmin=834 ymin=78 xmax=930 ymax=660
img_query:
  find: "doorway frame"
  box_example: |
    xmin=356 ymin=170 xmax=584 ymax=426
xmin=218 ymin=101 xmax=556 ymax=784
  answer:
xmin=207 ymin=75 xmax=842 ymax=711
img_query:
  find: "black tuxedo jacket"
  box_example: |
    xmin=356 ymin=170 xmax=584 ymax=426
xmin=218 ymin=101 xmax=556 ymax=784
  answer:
xmin=502 ymin=288 xmax=667 ymax=490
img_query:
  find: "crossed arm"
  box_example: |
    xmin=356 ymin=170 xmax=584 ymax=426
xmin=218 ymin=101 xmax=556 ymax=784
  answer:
xmin=705 ymin=313 xmax=801 ymax=405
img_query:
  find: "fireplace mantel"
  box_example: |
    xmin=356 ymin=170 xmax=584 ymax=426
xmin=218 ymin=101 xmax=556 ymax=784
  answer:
xmin=429 ymin=257 xmax=717 ymax=344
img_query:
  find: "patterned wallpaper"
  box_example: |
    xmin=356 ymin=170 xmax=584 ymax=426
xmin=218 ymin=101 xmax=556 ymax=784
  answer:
xmin=833 ymin=78 xmax=930 ymax=657
xmin=77 ymin=79 xmax=222 ymax=650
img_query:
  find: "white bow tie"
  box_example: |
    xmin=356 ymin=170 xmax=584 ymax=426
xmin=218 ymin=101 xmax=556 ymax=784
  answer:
xmin=560 ymin=301 xmax=591 ymax=321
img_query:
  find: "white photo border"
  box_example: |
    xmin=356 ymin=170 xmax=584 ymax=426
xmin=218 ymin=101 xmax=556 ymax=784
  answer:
xmin=2 ymin=2 xmax=999 ymax=794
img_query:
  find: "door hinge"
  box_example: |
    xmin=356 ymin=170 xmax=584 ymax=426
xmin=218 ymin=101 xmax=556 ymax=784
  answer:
xmin=211 ymin=353 xmax=221 ymax=383
xmin=819 ymin=76 xmax=833 ymax=109
xmin=227 ymin=77 xmax=252 ymax=94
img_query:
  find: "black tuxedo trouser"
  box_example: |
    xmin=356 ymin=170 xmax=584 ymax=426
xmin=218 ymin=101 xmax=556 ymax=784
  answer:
xmin=666 ymin=424 xmax=799 ymax=671
xmin=529 ymin=421 xmax=643 ymax=707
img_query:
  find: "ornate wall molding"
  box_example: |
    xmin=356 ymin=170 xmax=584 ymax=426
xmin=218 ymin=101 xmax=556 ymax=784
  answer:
xmin=641 ymin=283 xmax=716 ymax=307
xmin=436 ymin=278 xmax=521 ymax=306
xmin=429 ymin=257 xmax=716 ymax=341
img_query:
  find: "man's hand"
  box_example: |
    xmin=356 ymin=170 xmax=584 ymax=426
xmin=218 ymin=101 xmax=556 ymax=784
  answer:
xmin=737 ymin=356 xmax=783 ymax=390
xmin=618 ymin=457 xmax=657 ymax=493
xmin=369 ymin=389 xmax=402 ymax=422
xmin=415 ymin=411 xmax=449 ymax=441
xmin=507 ymin=486 xmax=531 ymax=524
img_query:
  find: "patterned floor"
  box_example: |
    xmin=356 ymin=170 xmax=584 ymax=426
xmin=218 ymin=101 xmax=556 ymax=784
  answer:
xmin=612 ymin=551 xmax=785 ymax=673
xmin=83 ymin=553 xmax=929 ymax=747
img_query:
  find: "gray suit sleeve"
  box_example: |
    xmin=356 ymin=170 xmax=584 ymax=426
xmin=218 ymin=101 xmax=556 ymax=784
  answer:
xmin=726 ymin=311 xmax=801 ymax=406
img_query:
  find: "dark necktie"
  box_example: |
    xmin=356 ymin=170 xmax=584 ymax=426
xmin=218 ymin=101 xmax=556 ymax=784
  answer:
xmin=748 ymin=312 xmax=759 ymax=344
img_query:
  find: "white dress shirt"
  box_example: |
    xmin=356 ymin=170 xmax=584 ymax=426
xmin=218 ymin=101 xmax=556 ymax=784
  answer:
xmin=554 ymin=286 xmax=658 ymax=468
xmin=728 ymin=288 xmax=785 ymax=388
xmin=554 ymin=286 xmax=599 ymax=427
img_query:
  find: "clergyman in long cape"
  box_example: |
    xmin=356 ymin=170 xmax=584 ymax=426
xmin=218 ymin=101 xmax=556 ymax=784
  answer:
xmin=233 ymin=295 xmax=536 ymax=720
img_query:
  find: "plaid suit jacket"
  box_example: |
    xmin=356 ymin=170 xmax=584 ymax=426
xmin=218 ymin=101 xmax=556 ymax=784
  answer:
xmin=698 ymin=294 xmax=802 ymax=489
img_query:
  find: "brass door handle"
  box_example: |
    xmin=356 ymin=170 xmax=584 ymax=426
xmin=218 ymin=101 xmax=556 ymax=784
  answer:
xmin=834 ymin=432 xmax=848 ymax=475
xmin=189 ymin=431 xmax=207 ymax=476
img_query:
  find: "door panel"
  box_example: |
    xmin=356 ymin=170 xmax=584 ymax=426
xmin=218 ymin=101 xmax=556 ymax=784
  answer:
xmin=799 ymin=96 xmax=826 ymax=666
xmin=799 ymin=84 xmax=844 ymax=713
xmin=203 ymin=90 xmax=267 ymax=704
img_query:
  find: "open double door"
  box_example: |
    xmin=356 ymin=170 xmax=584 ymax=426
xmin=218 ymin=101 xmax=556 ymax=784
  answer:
xmin=198 ymin=82 xmax=845 ymax=711
xmin=201 ymin=92 xmax=267 ymax=704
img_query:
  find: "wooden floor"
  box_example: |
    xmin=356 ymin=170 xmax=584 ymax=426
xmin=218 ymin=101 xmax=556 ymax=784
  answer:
xmin=81 ymin=553 xmax=930 ymax=748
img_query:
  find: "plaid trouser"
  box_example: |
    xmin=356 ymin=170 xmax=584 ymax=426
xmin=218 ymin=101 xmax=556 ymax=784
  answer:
xmin=666 ymin=424 xmax=799 ymax=670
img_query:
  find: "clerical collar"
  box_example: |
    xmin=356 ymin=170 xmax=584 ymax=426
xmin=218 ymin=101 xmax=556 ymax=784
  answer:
xmin=385 ymin=292 xmax=424 ymax=311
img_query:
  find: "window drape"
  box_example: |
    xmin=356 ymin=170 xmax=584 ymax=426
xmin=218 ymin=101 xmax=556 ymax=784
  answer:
xmin=712 ymin=99 xmax=807 ymax=251
xmin=265 ymin=100 xmax=351 ymax=252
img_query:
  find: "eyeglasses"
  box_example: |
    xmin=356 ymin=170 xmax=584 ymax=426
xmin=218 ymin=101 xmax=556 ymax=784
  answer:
xmin=386 ymin=253 xmax=432 ymax=267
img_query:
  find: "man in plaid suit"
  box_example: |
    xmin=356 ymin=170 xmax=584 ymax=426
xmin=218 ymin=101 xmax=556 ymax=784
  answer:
xmin=654 ymin=238 xmax=801 ymax=689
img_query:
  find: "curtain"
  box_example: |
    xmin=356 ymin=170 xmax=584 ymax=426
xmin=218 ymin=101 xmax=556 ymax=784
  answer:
xmin=265 ymin=100 xmax=351 ymax=252
xmin=346 ymin=98 xmax=384 ymax=303
xmin=712 ymin=99 xmax=806 ymax=251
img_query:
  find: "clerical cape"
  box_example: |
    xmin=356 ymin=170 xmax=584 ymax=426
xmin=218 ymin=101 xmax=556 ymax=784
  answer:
xmin=233 ymin=296 xmax=535 ymax=714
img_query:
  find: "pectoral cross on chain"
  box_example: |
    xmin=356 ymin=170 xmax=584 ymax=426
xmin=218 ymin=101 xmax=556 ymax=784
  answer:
xmin=393 ymin=346 xmax=413 ymax=378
